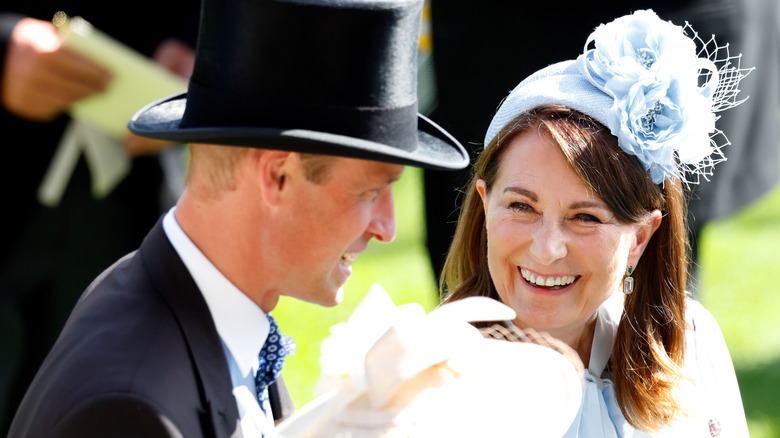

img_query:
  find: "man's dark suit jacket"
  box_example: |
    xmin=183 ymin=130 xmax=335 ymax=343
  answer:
xmin=8 ymin=219 xmax=294 ymax=437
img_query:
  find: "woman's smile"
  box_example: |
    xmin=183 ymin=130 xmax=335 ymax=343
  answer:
xmin=519 ymin=267 xmax=579 ymax=290
xmin=479 ymin=128 xmax=643 ymax=336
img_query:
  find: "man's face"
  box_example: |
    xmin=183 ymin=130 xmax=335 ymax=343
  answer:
xmin=273 ymin=154 xmax=404 ymax=307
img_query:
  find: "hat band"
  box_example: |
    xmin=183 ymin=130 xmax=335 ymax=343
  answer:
xmin=180 ymin=81 xmax=419 ymax=152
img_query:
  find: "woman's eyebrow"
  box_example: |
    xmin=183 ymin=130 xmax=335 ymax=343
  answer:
xmin=503 ymin=186 xmax=537 ymax=202
xmin=570 ymin=200 xmax=610 ymax=211
xmin=504 ymin=186 xmax=610 ymax=211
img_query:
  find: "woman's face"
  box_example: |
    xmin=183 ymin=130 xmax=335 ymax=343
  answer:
xmin=477 ymin=128 xmax=657 ymax=339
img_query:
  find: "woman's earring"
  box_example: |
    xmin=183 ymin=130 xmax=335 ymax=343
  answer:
xmin=623 ymin=265 xmax=634 ymax=295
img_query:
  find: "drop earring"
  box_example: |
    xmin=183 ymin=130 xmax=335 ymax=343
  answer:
xmin=623 ymin=265 xmax=634 ymax=295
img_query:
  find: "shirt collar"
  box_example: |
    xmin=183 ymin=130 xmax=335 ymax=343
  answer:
xmin=588 ymin=291 xmax=624 ymax=377
xmin=163 ymin=207 xmax=269 ymax=377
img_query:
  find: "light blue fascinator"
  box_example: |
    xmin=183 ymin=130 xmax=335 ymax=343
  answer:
xmin=483 ymin=9 xmax=752 ymax=185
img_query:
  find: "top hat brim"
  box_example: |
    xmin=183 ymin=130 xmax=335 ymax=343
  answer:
xmin=129 ymin=93 xmax=470 ymax=171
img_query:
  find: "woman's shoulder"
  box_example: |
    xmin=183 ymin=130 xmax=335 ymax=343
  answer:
xmin=681 ymin=298 xmax=737 ymax=385
xmin=683 ymin=297 xmax=722 ymax=335
xmin=680 ymin=299 xmax=750 ymax=437
xmin=681 ymin=298 xmax=729 ymax=378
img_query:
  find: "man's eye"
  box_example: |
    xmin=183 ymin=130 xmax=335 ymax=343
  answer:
xmin=364 ymin=189 xmax=381 ymax=200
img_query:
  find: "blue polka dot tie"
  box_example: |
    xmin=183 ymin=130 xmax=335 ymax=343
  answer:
xmin=255 ymin=313 xmax=291 ymax=415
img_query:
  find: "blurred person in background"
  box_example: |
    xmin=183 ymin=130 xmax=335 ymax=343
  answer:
xmin=0 ymin=1 xmax=200 ymax=434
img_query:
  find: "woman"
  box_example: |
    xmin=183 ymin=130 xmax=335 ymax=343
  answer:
xmin=440 ymin=10 xmax=749 ymax=437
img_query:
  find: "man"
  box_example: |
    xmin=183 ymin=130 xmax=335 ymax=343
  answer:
xmin=8 ymin=0 xmax=468 ymax=436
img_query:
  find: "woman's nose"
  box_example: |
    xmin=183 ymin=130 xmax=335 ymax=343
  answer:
xmin=529 ymin=220 xmax=567 ymax=265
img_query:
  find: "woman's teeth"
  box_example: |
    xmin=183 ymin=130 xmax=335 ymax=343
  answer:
xmin=520 ymin=268 xmax=576 ymax=287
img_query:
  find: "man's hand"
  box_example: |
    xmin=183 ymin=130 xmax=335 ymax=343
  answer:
xmin=123 ymin=39 xmax=195 ymax=157
xmin=152 ymin=38 xmax=195 ymax=80
xmin=1 ymin=17 xmax=112 ymax=122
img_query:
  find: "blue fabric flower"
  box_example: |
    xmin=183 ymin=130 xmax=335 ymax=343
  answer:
xmin=577 ymin=9 xmax=718 ymax=183
xmin=483 ymin=9 xmax=750 ymax=186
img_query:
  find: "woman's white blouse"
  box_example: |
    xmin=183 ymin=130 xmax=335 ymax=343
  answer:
xmin=564 ymin=292 xmax=749 ymax=437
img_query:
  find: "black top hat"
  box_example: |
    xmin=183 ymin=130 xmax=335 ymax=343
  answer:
xmin=128 ymin=0 xmax=468 ymax=170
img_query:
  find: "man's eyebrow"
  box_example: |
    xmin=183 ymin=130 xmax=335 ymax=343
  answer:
xmin=382 ymin=168 xmax=404 ymax=185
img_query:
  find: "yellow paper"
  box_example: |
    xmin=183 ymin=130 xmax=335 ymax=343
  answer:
xmin=54 ymin=12 xmax=187 ymax=138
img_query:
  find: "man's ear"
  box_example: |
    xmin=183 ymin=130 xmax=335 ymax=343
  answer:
xmin=628 ymin=209 xmax=663 ymax=267
xmin=253 ymin=150 xmax=293 ymax=207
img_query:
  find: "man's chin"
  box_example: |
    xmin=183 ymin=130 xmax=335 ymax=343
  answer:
xmin=324 ymin=285 xmax=345 ymax=307
xmin=309 ymin=284 xmax=345 ymax=308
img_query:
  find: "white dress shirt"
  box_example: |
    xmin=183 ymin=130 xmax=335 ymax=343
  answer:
xmin=163 ymin=207 xmax=275 ymax=436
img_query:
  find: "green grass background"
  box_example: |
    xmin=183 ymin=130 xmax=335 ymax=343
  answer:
xmin=274 ymin=166 xmax=780 ymax=437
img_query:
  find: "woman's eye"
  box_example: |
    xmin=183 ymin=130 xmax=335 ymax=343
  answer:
xmin=575 ymin=213 xmax=601 ymax=223
xmin=509 ymin=202 xmax=532 ymax=212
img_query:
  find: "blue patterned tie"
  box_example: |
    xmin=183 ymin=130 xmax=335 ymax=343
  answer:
xmin=255 ymin=313 xmax=293 ymax=415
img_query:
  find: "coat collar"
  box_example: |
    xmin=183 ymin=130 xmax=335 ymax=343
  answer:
xmin=138 ymin=219 xmax=243 ymax=438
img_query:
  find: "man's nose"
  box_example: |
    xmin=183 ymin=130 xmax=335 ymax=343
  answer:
xmin=368 ymin=188 xmax=396 ymax=243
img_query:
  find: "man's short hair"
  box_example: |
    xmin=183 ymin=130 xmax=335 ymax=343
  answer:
xmin=186 ymin=144 xmax=249 ymax=196
xmin=186 ymin=146 xmax=336 ymax=197
xmin=298 ymin=153 xmax=336 ymax=184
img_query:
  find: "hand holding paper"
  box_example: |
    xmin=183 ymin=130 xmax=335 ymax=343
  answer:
xmin=36 ymin=12 xmax=191 ymax=207
xmin=53 ymin=11 xmax=187 ymax=139
xmin=0 ymin=17 xmax=111 ymax=122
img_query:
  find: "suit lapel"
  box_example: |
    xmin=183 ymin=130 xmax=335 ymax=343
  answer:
xmin=138 ymin=220 xmax=243 ymax=438
xmin=269 ymin=379 xmax=295 ymax=423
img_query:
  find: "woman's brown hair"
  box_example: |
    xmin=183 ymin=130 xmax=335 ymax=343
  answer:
xmin=440 ymin=105 xmax=689 ymax=432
